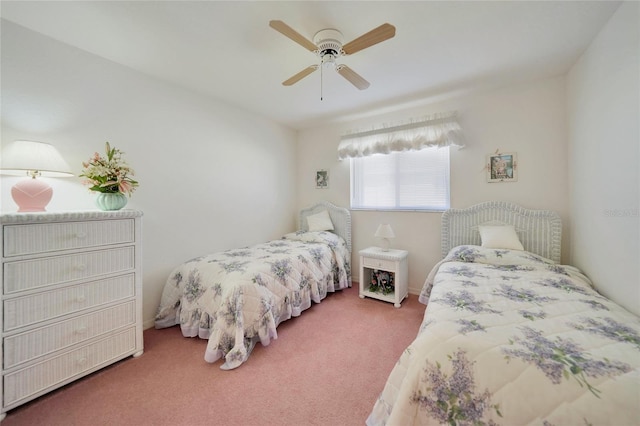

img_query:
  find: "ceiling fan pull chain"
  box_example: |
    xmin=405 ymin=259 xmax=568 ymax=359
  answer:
xmin=320 ymin=62 xmax=324 ymax=101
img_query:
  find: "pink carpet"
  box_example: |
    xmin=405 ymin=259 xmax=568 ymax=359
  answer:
xmin=3 ymin=285 xmax=424 ymax=426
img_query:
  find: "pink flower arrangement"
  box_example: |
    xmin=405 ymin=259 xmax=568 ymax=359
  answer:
xmin=80 ymin=142 xmax=139 ymax=196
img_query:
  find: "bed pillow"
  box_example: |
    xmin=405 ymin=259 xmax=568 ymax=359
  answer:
xmin=306 ymin=209 xmax=334 ymax=232
xmin=478 ymin=225 xmax=524 ymax=250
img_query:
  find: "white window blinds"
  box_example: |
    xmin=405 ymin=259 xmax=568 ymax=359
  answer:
xmin=337 ymin=111 xmax=464 ymax=160
xmin=350 ymin=147 xmax=450 ymax=211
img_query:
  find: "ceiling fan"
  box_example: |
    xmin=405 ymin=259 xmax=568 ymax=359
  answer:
xmin=269 ymin=20 xmax=396 ymax=93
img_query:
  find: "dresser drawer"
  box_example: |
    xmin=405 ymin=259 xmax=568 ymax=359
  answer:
xmin=3 ymin=219 xmax=135 ymax=257
xmin=4 ymin=301 xmax=136 ymax=369
xmin=3 ymin=327 xmax=136 ymax=408
xmin=362 ymin=257 xmax=396 ymax=271
xmin=3 ymin=246 xmax=135 ymax=294
xmin=4 ymin=274 xmax=135 ymax=332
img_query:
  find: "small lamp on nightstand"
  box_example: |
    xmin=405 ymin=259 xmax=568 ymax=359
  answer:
xmin=1 ymin=140 xmax=74 ymax=212
xmin=375 ymin=223 xmax=395 ymax=251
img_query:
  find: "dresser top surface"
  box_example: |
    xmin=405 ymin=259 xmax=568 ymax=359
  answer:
xmin=1 ymin=209 xmax=143 ymax=224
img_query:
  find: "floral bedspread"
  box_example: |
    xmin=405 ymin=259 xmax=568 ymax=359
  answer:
xmin=155 ymin=230 xmax=350 ymax=370
xmin=367 ymin=245 xmax=640 ymax=425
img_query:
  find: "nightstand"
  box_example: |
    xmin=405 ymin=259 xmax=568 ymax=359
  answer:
xmin=359 ymin=247 xmax=409 ymax=308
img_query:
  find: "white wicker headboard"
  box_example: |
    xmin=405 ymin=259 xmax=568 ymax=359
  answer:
xmin=442 ymin=201 xmax=562 ymax=263
xmin=299 ymin=201 xmax=352 ymax=253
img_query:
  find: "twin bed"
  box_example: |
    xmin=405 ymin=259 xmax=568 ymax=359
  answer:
xmin=154 ymin=201 xmax=351 ymax=370
xmin=368 ymin=201 xmax=639 ymax=425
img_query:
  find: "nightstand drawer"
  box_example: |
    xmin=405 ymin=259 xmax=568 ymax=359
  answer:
xmin=3 ymin=219 xmax=135 ymax=257
xmin=3 ymin=247 xmax=135 ymax=294
xmin=4 ymin=274 xmax=135 ymax=331
xmin=362 ymin=257 xmax=395 ymax=271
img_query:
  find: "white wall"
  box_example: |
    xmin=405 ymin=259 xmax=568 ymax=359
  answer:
xmin=297 ymin=76 xmax=569 ymax=294
xmin=567 ymin=2 xmax=639 ymax=316
xmin=1 ymin=21 xmax=298 ymax=327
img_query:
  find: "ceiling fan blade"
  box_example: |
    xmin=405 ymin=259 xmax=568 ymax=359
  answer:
xmin=342 ymin=23 xmax=396 ymax=55
xmin=337 ymin=65 xmax=370 ymax=90
xmin=282 ymin=65 xmax=318 ymax=86
xmin=269 ymin=20 xmax=318 ymax=52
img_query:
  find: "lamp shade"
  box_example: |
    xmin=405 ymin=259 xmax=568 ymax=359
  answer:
xmin=375 ymin=224 xmax=395 ymax=239
xmin=1 ymin=140 xmax=73 ymax=212
xmin=1 ymin=140 xmax=73 ymax=177
xmin=375 ymin=224 xmax=395 ymax=251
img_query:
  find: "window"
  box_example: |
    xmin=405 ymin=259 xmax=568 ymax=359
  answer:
xmin=338 ymin=111 xmax=462 ymax=211
xmin=350 ymin=146 xmax=450 ymax=211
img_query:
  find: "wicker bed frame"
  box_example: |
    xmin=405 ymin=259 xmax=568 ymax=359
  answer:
xmin=299 ymin=201 xmax=352 ymax=254
xmin=441 ymin=201 xmax=562 ymax=263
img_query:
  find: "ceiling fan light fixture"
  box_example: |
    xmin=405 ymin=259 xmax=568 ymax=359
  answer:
xmin=321 ymin=52 xmax=337 ymax=69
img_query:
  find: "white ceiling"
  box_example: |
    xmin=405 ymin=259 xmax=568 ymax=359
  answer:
xmin=1 ymin=1 xmax=621 ymax=130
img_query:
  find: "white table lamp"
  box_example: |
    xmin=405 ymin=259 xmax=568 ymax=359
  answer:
xmin=375 ymin=223 xmax=395 ymax=251
xmin=1 ymin=140 xmax=73 ymax=212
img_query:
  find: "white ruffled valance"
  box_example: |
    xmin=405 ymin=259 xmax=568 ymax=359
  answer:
xmin=337 ymin=111 xmax=464 ymax=159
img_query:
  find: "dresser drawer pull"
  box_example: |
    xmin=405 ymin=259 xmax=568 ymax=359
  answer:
xmin=75 ymin=295 xmax=86 ymax=303
xmin=75 ymin=232 xmax=87 ymax=239
xmin=77 ymin=357 xmax=87 ymax=366
xmin=75 ymin=327 xmax=88 ymax=335
xmin=74 ymin=264 xmax=87 ymax=272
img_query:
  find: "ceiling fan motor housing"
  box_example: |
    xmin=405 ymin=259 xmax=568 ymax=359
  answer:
xmin=313 ymin=28 xmax=344 ymax=57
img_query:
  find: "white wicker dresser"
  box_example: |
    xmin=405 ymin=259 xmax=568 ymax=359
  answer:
xmin=0 ymin=210 xmax=143 ymax=420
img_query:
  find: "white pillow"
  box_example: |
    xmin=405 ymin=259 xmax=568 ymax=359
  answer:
xmin=478 ymin=225 xmax=524 ymax=250
xmin=306 ymin=210 xmax=334 ymax=232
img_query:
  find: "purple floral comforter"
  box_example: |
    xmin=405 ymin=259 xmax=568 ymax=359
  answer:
xmin=154 ymin=230 xmax=350 ymax=370
xmin=368 ymin=245 xmax=640 ymax=425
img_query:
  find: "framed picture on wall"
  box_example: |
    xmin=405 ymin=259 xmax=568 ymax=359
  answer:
xmin=316 ymin=169 xmax=329 ymax=189
xmin=487 ymin=152 xmax=517 ymax=183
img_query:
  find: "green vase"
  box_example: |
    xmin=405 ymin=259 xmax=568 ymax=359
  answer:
xmin=96 ymin=192 xmax=128 ymax=211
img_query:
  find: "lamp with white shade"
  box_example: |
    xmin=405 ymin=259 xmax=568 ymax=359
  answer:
xmin=375 ymin=223 xmax=395 ymax=251
xmin=1 ymin=140 xmax=73 ymax=212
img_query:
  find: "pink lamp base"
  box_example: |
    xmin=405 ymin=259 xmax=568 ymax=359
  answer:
xmin=11 ymin=178 xmax=53 ymax=212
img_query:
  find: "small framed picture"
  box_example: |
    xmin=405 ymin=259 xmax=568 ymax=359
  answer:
xmin=316 ymin=169 xmax=329 ymax=189
xmin=487 ymin=152 xmax=517 ymax=183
